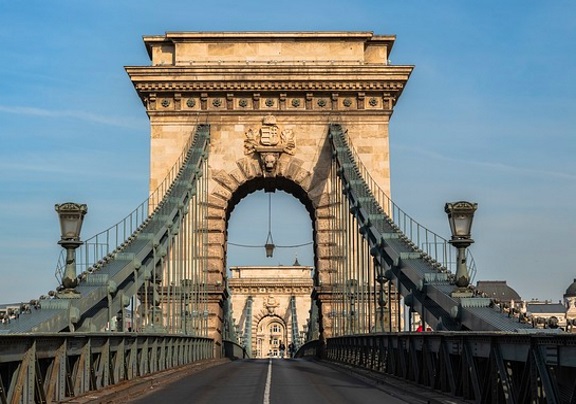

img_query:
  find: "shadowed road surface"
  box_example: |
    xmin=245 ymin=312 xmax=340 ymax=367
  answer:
xmin=129 ymin=358 xmax=428 ymax=404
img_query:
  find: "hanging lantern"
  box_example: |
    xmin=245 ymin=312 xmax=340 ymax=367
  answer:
xmin=265 ymin=242 xmax=275 ymax=258
xmin=264 ymin=192 xmax=275 ymax=258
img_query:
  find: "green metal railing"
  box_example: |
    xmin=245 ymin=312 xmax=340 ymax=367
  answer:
xmin=325 ymin=333 xmax=576 ymax=404
xmin=0 ymin=333 xmax=213 ymax=403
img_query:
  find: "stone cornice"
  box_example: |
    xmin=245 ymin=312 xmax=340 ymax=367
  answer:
xmin=132 ymin=80 xmax=406 ymax=93
xmin=126 ymin=64 xmax=413 ymax=73
xmin=126 ymin=66 xmax=412 ymax=88
xmin=159 ymin=31 xmax=385 ymax=40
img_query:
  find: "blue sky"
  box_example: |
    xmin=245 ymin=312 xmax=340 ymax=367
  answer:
xmin=1 ymin=1 xmax=575 ymax=304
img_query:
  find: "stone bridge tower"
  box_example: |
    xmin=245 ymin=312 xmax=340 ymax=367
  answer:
xmin=126 ymin=32 xmax=412 ymax=343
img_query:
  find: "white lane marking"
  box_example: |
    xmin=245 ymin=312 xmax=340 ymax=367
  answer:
xmin=263 ymin=358 xmax=272 ymax=404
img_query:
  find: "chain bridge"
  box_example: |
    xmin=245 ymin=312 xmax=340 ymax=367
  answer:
xmin=2 ymin=32 xmax=576 ymax=404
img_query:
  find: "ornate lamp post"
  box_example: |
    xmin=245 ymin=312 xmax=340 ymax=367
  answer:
xmin=445 ymin=201 xmax=477 ymax=297
xmin=347 ymin=279 xmax=358 ymax=333
xmin=55 ymin=202 xmax=87 ymax=298
xmin=299 ymin=330 xmax=306 ymax=346
xmin=374 ymin=258 xmax=388 ymax=332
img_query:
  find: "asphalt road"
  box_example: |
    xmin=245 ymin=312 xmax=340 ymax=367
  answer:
xmin=128 ymin=358 xmax=425 ymax=404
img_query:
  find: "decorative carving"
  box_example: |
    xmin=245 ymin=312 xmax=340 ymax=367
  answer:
xmin=291 ymin=98 xmax=301 ymax=107
xmin=239 ymin=98 xmax=248 ymax=108
xmin=265 ymin=295 xmax=280 ymax=314
xmin=331 ymin=93 xmax=339 ymax=109
xmin=147 ymin=93 xmax=157 ymax=110
xmin=186 ymin=98 xmax=196 ymax=108
xmin=200 ymin=93 xmax=208 ymax=110
xmin=305 ymin=93 xmax=313 ymax=109
xmin=369 ymin=97 xmax=378 ymax=107
xmin=244 ymin=115 xmax=296 ymax=176
xmin=253 ymin=93 xmax=260 ymax=110
xmin=161 ymin=99 xmax=170 ymax=108
xmin=174 ymin=93 xmax=181 ymax=110
xmin=317 ymin=98 xmax=327 ymax=107
xmin=357 ymin=92 xmax=365 ymax=109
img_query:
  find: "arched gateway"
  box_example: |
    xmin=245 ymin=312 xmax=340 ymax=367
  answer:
xmin=126 ymin=32 xmax=412 ymax=347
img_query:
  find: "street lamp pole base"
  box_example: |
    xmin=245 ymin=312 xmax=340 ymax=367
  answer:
xmin=451 ymin=288 xmax=474 ymax=298
xmin=57 ymin=289 xmax=82 ymax=299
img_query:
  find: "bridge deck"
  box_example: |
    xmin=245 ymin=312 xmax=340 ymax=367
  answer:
xmin=123 ymin=358 xmax=463 ymax=404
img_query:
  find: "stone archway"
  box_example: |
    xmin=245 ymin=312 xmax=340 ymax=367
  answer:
xmin=209 ymin=150 xmax=333 ymax=345
xmin=255 ymin=315 xmax=287 ymax=358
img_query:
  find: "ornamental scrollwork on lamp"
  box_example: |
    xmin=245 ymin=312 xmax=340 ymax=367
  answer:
xmin=244 ymin=114 xmax=296 ymax=176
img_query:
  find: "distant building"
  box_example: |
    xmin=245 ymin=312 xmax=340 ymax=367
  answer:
xmin=476 ymin=280 xmax=566 ymax=330
xmin=523 ymin=301 xmax=565 ymax=329
xmin=0 ymin=301 xmax=41 ymax=324
xmin=476 ymin=280 xmax=521 ymax=305
xmin=564 ymin=278 xmax=576 ymax=332
xmin=228 ymin=262 xmax=314 ymax=358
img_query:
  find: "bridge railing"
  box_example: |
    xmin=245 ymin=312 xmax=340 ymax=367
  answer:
xmin=222 ymin=340 xmax=249 ymax=360
xmin=54 ymin=128 xmax=199 ymax=286
xmin=294 ymin=339 xmax=321 ymax=359
xmin=332 ymin=125 xmax=476 ymax=282
xmin=0 ymin=333 xmax=213 ymax=403
xmin=325 ymin=333 xmax=576 ymax=403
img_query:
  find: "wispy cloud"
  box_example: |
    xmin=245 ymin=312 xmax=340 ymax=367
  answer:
xmin=0 ymin=160 xmax=71 ymax=175
xmin=0 ymin=105 xmax=144 ymax=129
xmin=0 ymin=154 xmax=147 ymax=182
xmin=395 ymin=144 xmax=576 ymax=181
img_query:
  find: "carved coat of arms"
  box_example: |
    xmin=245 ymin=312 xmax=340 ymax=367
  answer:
xmin=264 ymin=295 xmax=280 ymax=314
xmin=244 ymin=115 xmax=296 ymax=176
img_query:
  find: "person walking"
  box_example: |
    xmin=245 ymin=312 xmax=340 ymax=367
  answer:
xmin=288 ymin=342 xmax=295 ymax=358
